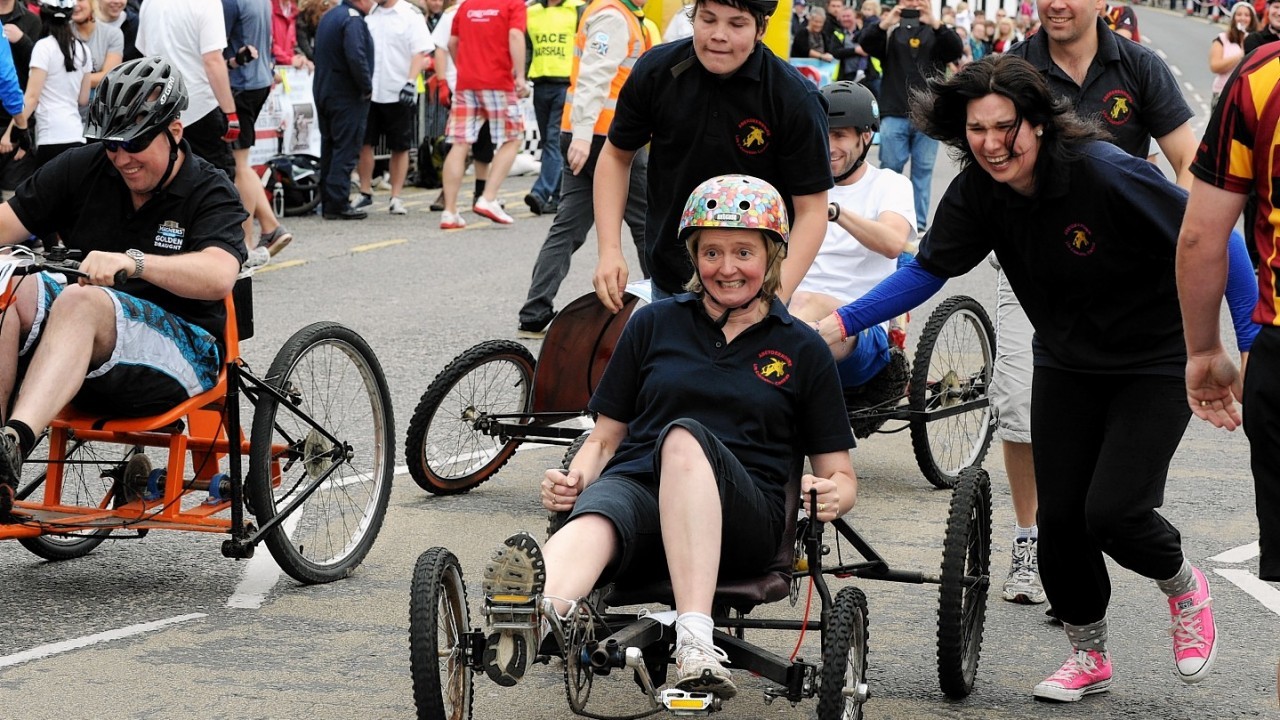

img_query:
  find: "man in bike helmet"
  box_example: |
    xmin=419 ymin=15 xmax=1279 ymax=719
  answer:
xmin=790 ymin=81 xmax=915 ymax=388
xmin=0 ymin=57 xmax=247 ymax=522
xmin=591 ymin=0 xmax=833 ymax=313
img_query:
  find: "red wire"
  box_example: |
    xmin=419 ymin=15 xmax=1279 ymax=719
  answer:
xmin=789 ymin=576 xmax=814 ymax=661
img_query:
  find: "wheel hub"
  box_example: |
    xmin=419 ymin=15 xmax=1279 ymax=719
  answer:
xmin=302 ymin=429 xmax=336 ymax=479
xmin=938 ymin=370 xmax=963 ymax=408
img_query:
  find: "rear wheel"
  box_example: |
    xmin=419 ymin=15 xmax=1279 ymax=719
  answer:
xmin=909 ymin=296 xmax=996 ymax=489
xmin=937 ymin=467 xmax=992 ymax=699
xmin=405 ymin=340 xmax=535 ymax=495
xmin=410 ymin=547 xmax=473 ymax=720
xmin=248 ymin=322 xmax=394 ymax=584
xmin=16 ymin=438 xmax=147 ymax=561
xmin=817 ymin=586 xmax=870 ymax=720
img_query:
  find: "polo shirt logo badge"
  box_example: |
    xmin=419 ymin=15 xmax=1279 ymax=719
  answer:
xmin=736 ymin=119 xmax=771 ymax=155
xmin=1064 ymin=223 xmax=1097 ymax=257
xmin=1101 ymin=89 xmax=1134 ymax=126
xmin=754 ymin=349 xmax=793 ymax=386
xmin=154 ymin=220 xmax=185 ymax=251
xmin=908 ymin=37 xmax=921 ymax=48
xmin=588 ymin=32 xmax=609 ymax=55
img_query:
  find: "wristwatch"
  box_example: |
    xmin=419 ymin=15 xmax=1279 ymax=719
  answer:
xmin=828 ymin=202 xmax=841 ymax=222
xmin=125 ymin=248 xmax=145 ymax=278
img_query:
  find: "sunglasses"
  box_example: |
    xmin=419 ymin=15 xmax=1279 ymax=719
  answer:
xmin=101 ymin=129 xmax=163 ymax=154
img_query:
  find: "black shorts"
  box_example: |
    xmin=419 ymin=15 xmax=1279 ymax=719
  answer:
xmin=232 ymin=86 xmax=272 ymax=150
xmin=567 ymin=418 xmax=782 ymax=585
xmin=473 ymin=121 xmax=494 ymax=163
xmin=363 ymin=102 xmax=415 ymax=152
xmin=185 ymin=109 xmax=236 ymax=177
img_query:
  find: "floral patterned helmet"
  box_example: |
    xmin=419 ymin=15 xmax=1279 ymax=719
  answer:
xmin=677 ymin=175 xmax=789 ymax=248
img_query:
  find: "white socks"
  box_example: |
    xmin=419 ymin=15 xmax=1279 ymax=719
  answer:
xmin=675 ymin=611 xmax=714 ymax=648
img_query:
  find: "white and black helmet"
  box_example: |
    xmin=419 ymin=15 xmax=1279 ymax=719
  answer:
xmin=38 ymin=0 xmax=75 ymax=23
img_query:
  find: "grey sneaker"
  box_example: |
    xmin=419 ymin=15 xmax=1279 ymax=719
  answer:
xmin=353 ymin=192 xmax=373 ymax=210
xmin=258 ymin=226 xmax=293 ymax=257
xmin=482 ymin=531 xmax=546 ymax=686
xmin=389 ymin=197 xmax=408 ymax=215
xmin=1003 ymin=537 xmax=1047 ymax=604
xmin=243 ymin=246 xmax=271 ymax=270
xmin=0 ymin=428 xmax=22 ymax=522
xmin=674 ymin=636 xmax=736 ymax=698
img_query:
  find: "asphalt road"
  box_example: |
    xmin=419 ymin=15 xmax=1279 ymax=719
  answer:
xmin=1 ymin=7 xmax=1277 ymax=719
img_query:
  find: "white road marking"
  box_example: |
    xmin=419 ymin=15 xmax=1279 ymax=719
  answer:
xmin=1184 ymin=81 xmax=1195 ymax=92
xmin=1156 ymin=48 xmax=1168 ymax=59
xmin=1209 ymin=540 xmax=1260 ymax=563
xmin=1193 ymin=93 xmax=1204 ymax=104
xmin=0 ymin=613 xmax=206 ymax=668
xmin=1171 ymin=64 xmax=1182 ymax=77
xmin=1214 ymin=568 xmax=1280 ymax=617
xmin=226 ymin=507 xmax=302 ymax=609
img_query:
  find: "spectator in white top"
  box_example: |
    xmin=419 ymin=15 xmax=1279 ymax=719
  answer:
xmin=355 ymin=0 xmax=434 ymax=215
xmin=2 ymin=0 xmax=90 ymax=168
xmin=96 ymin=0 xmax=140 ymax=61
xmin=137 ymin=0 xmax=240 ymax=177
xmin=72 ymin=0 xmax=122 ymax=102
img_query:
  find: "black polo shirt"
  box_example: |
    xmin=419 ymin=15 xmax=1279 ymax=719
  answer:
xmin=856 ymin=19 xmax=964 ymax=117
xmin=588 ymin=294 xmax=855 ymax=515
xmin=918 ymin=141 xmax=1186 ymax=375
xmin=608 ymin=38 xmax=833 ymax=295
xmin=9 ymin=140 xmax=248 ymax=343
xmin=1007 ymin=19 xmax=1191 ymax=159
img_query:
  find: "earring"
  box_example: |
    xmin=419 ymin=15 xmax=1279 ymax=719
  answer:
xmin=1035 ymin=128 xmax=1043 ymax=136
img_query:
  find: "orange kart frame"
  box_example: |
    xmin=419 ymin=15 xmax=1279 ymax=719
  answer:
xmin=404 ymin=290 xmax=996 ymax=496
xmin=2 ymin=256 xmax=395 ymax=584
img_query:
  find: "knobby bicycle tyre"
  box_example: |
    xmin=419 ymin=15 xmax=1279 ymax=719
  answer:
xmin=405 ymin=340 xmax=535 ymax=495
xmin=410 ymin=547 xmax=474 ymax=720
xmin=937 ymin=467 xmax=992 ymax=698
xmin=817 ymin=586 xmax=870 ymax=720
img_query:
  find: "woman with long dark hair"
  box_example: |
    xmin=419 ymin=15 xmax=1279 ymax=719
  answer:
xmin=816 ymin=54 xmax=1256 ymax=703
xmin=0 ymin=0 xmax=91 ymax=167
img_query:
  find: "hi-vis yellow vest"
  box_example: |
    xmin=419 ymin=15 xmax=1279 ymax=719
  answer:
xmin=527 ymin=0 xmax=583 ymax=80
xmin=560 ymin=0 xmax=651 ymax=136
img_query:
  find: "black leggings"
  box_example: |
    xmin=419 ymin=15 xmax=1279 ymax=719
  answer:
xmin=1031 ymin=367 xmax=1190 ymax=626
xmin=1243 ymin=326 xmax=1280 ymax=581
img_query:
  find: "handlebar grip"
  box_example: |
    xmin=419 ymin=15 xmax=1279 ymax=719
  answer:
xmin=114 ymin=270 xmax=129 ymax=287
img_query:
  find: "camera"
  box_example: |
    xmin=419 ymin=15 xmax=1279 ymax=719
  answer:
xmin=900 ymin=7 xmax=921 ymax=30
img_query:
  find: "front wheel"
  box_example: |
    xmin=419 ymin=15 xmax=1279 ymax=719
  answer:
xmin=248 ymin=322 xmax=395 ymax=584
xmin=410 ymin=547 xmax=474 ymax=720
xmin=817 ymin=586 xmax=870 ymax=720
xmin=405 ymin=340 xmax=535 ymax=495
xmin=909 ymin=296 xmax=996 ymax=489
xmin=937 ymin=467 xmax=992 ymax=699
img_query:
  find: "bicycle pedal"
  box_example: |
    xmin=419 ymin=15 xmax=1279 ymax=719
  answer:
xmin=660 ymin=688 xmax=721 ymax=714
xmin=482 ymin=601 xmax=540 ymax=630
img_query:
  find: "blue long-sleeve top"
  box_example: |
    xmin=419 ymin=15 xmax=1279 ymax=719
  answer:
xmin=0 ymin=24 xmax=23 ymax=118
xmin=835 ymin=227 xmax=1259 ymax=357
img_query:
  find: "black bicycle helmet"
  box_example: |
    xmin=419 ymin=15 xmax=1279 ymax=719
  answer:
xmin=38 ymin=0 xmax=74 ymax=22
xmin=821 ymin=81 xmax=879 ymax=132
xmin=85 ymin=57 xmax=189 ymax=143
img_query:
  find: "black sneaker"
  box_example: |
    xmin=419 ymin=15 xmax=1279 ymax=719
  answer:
xmin=482 ymin=531 xmax=546 ymax=686
xmin=258 ymin=226 xmax=294 ymax=258
xmin=0 ymin=428 xmax=22 ymax=523
xmin=430 ymin=191 xmax=445 ymax=212
xmin=524 ymin=193 xmax=546 ymax=215
xmin=517 ymin=319 xmax=550 ymax=340
xmin=353 ymin=192 xmax=373 ymax=210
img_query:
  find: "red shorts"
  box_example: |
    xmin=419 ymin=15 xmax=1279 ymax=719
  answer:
xmin=446 ymin=90 xmax=525 ymax=146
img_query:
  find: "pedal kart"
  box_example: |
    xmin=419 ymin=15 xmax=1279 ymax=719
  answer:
xmin=408 ymin=462 xmax=994 ymax=719
xmin=404 ymin=289 xmax=995 ymax=492
xmin=0 ymin=247 xmax=394 ymax=584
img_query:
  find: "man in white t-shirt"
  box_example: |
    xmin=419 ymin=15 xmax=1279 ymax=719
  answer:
xmin=136 ymin=0 xmax=239 ymax=176
xmin=791 ymin=81 xmax=915 ymax=387
xmin=354 ymin=0 xmax=434 ymax=215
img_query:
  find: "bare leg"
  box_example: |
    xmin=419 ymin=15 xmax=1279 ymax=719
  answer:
xmin=442 ymin=142 xmax=470 ymax=214
xmin=233 ymin=147 xmax=281 ymax=241
xmin=541 ymin=513 xmax=618 ymax=615
xmin=0 ymin=279 xmax=41 ymax=421
xmin=658 ymin=427 xmax=721 ymax=616
xmin=479 ymin=139 xmax=521 ymax=204
xmin=1003 ymin=440 xmax=1038 ymax=527
xmin=10 ymin=286 xmax=116 ymax=434
xmin=389 ymin=150 xmax=409 ymax=197
xmin=357 ymin=145 xmax=375 ymax=196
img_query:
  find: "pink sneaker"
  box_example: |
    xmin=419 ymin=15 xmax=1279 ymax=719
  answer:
xmin=1033 ymin=649 xmax=1112 ymax=702
xmin=473 ymin=196 xmax=514 ymax=224
xmin=440 ymin=211 xmax=466 ymax=230
xmin=1168 ymin=566 xmax=1218 ymax=683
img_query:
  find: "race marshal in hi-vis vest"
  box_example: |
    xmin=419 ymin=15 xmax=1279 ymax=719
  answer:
xmin=527 ymin=0 xmax=584 ymax=82
xmin=561 ymin=0 xmax=653 ymax=139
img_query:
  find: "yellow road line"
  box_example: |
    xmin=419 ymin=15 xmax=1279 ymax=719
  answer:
xmin=351 ymin=238 xmax=408 ymax=253
xmin=254 ymin=259 xmax=307 ymax=274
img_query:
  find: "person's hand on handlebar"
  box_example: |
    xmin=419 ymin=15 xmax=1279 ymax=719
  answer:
xmin=80 ymin=250 xmax=134 ymax=287
xmin=801 ymin=473 xmax=843 ymax=522
xmin=542 ymin=468 xmax=584 ymax=512
xmin=593 ymin=251 xmax=630 ymax=313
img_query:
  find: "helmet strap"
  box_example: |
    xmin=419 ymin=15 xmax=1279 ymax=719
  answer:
xmin=834 ymin=132 xmax=872 ymax=184
xmin=144 ymin=129 xmax=180 ymax=196
xmin=700 ymin=288 xmax=763 ymax=329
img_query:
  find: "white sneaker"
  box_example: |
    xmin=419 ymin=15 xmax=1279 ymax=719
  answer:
xmin=674 ymin=637 xmax=736 ymax=699
xmin=1003 ymin=538 xmax=1047 ymax=604
xmin=473 ymin=196 xmax=514 ymax=224
xmin=243 ymin=245 xmax=271 ymax=270
xmin=440 ymin=211 xmax=466 ymax=230
xmin=389 ymin=197 xmax=407 ymax=215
